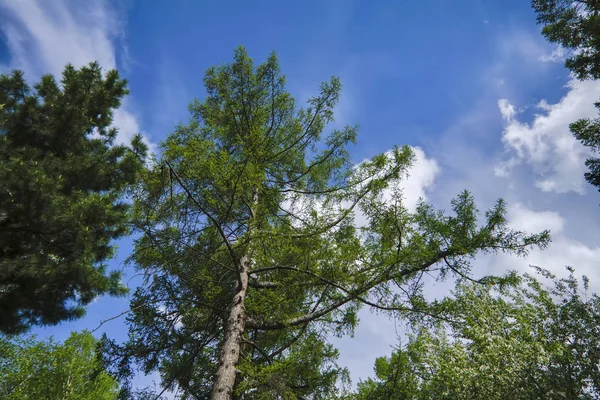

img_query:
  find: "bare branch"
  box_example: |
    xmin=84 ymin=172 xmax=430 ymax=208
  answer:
xmin=91 ymin=306 xmax=141 ymax=333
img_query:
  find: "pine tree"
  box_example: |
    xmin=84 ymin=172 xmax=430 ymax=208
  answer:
xmin=0 ymin=63 xmax=147 ymax=334
xmin=105 ymin=48 xmax=548 ymax=399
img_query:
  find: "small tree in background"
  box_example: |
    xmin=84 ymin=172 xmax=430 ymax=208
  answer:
xmin=351 ymin=267 xmax=600 ymax=399
xmin=0 ymin=331 xmax=119 ymax=399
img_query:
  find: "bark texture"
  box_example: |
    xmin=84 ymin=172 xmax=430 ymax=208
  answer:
xmin=210 ymin=254 xmax=250 ymax=400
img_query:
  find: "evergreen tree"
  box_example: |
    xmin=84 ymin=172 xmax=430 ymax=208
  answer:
xmin=105 ymin=48 xmax=548 ymax=399
xmin=0 ymin=63 xmax=147 ymax=334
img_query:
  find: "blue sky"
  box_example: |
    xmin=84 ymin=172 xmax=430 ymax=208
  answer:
xmin=2 ymin=0 xmax=600 ymax=393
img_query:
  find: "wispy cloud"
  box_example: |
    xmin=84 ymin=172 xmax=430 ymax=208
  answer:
xmin=496 ymin=29 xmax=550 ymax=63
xmin=0 ymin=0 xmax=154 ymax=151
xmin=539 ymin=45 xmax=567 ymax=63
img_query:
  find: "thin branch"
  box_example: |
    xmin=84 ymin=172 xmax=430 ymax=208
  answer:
xmin=265 ymin=66 xmax=277 ymax=139
xmin=246 ymin=250 xmax=452 ymax=330
xmin=165 ymin=160 xmax=240 ymax=286
xmin=269 ymin=140 xmax=345 ymax=189
xmin=219 ymin=158 xmax=249 ymax=225
xmin=257 ymin=182 xmax=370 ymax=239
xmin=250 ymin=264 xmax=456 ymax=324
xmin=91 ymin=304 xmax=144 ymax=333
xmin=268 ymin=287 xmax=329 ymax=360
xmin=241 ymin=339 xmax=273 ymax=365
xmin=443 ymin=256 xmax=485 ymax=284
xmin=267 ymin=94 xmax=328 ymax=162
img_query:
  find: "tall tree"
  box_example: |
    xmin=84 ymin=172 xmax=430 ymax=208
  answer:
xmin=532 ymin=0 xmax=600 ymax=192
xmin=0 ymin=63 xmax=147 ymax=334
xmin=350 ymin=267 xmax=600 ymax=399
xmin=105 ymin=47 xmax=548 ymax=399
xmin=0 ymin=331 xmax=119 ymax=399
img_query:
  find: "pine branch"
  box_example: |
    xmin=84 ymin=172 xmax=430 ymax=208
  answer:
xmin=165 ymin=160 xmax=241 ymax=286
xmin=246 ymin=250 xmax=452 ymax=330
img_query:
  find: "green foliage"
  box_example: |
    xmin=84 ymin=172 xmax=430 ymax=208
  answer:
xmin=105 ymin=47 xmax=548 ymax=398
xmin=0 ymin=63 xmax=147 ymax=334
xmin=532 ymin=0 xmax=600 ymax=193
xmin=533 ymin=0 xmax=600 ymax=80
xmin=0 ymin=331 xmax=119 ymax=399
xmin=351 ymin=267 xmax=600 ymax=399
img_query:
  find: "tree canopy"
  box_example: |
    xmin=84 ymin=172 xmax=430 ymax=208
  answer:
xmin=351 ymin=267 xmax=600 ymax=399
xmin=0 ymin=63 xmax=147 ymax=334
xmin=0 ymin=331 xmax=119 ymax=399
xmin=102 ymin=47 xmax=549 ymax=399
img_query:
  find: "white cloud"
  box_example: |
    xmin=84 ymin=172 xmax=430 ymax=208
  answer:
xmin=496 ymin=78 xmax=600 ymax=194
xmin=483 ymin=202 xmax=600 ymax=288
xmin=0 ymin=0 xmax=116 ymax=77
xmin=507 ymin=203 xmax=564 ymax=234
xmin=498 ymin=98 xmax=517 ymax=121
xmin=491 ymin=234 xmax=600 ymax=285
xmin=336 ymin=26 xmax=600 ymax=393
xmin=0 ymin=0 xmax=153 ymax=151
xmin=400 ymin=147 xmax=440 ymax=211
xmin=537 ymin=237 xmax=600 ymax=282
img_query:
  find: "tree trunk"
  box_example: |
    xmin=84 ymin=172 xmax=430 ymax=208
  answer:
xmin=211 ymin=186 xmax=258 ymax=400
xmin=210 ymin=253 xmax=251 ymax=399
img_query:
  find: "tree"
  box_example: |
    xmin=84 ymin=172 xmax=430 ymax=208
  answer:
xmin=351 ymin=267 xmax=600 ymax=399
xmin=104 ymin=47 xmax=548 ymax=399
xmin=532 ymin=0 xmax=600 ymax=192
xmin=533 ymin=0 xmax=600 ymax=81
xmin=0 ymin=63 xmax=147 ymax=334
xmin=0 ymin=331 xmax=119 ymax=399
